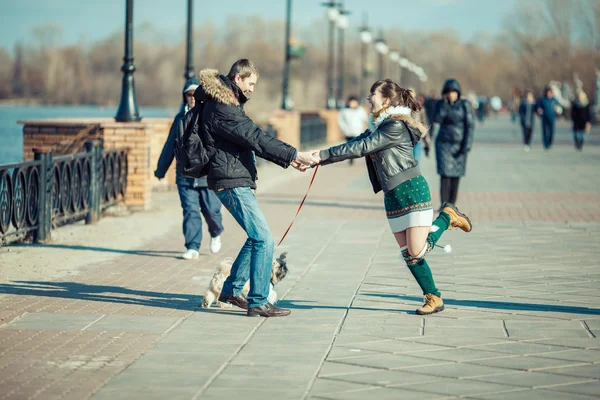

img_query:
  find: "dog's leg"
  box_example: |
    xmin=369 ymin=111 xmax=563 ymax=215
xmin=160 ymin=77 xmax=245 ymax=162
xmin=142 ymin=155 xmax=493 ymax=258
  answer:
xmin=203 ymin=290 xmax=216 ymax=308
xmin=267 ymin=283 xmax=278 ymax=305
xmin=217 ymin=299 xmax=233 ymax=309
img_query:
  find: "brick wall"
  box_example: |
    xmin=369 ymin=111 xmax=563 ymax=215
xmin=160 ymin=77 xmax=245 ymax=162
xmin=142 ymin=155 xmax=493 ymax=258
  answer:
xmin=19 ymin=118 xmax=173 ymax=210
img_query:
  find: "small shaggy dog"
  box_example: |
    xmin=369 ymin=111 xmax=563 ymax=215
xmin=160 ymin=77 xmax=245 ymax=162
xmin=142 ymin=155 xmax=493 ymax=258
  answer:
xmin=202 ymin=252 xmax=288 ymax=308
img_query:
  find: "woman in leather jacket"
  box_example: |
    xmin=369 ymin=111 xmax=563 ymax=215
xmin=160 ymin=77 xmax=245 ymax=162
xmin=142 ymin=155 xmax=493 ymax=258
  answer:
xmin=313 ymin=79 xmax=473 ymax=315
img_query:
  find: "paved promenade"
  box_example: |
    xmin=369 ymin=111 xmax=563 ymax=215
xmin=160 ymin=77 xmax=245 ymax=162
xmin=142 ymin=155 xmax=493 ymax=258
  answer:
xmin=0 ymin=116 xmax=599 ymax=399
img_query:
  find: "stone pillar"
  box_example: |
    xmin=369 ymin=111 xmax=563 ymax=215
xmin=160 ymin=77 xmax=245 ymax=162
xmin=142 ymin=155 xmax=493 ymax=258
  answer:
xmin=319 ymin=109 xmax=344 ymax=144
xmin=268 ymin=110 xmax=301 ymax=149
xmin=19 ymin=117 xmax=173 ymax=211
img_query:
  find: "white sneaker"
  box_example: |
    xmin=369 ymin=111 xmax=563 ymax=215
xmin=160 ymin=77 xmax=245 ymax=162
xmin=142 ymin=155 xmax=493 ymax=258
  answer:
xmin=210 ymin=236 xmax=222 ymax=253
xmin=524 ymin=145 xmax=531 ymax=152
xmin=181 ymin=249 xmax=199 ymax=260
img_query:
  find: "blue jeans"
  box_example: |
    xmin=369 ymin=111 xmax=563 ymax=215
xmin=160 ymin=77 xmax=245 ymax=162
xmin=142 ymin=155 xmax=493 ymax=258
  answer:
xmin=214 ymin=187 xmax=274 ymax=308
xmin=542 ymin=118 xmax=555 ymax=149
xmin=177 ymin=185 xmax=224 ymax=251
xmin=413 ymin=141 xmax=423 ymax=163
xmin=573 ymin=130 xmax=585 ymax=149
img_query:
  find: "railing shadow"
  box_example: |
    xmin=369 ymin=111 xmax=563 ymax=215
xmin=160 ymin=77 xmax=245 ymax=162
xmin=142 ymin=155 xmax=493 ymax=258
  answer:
xmin=12 ymin=243 xmax=185 ymax=258
xmin=0 ymin=280 xmax=202 ymax=311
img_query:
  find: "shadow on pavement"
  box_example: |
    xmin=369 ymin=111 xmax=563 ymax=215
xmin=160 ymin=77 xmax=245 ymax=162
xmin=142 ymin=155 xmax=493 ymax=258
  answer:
xmin=363 ymin=293 xmax=600 ymax=315
xmin=13 ymin=243 xmax=185 ymax=258
xmin=0 ymin=281 xmax=203 ymax=311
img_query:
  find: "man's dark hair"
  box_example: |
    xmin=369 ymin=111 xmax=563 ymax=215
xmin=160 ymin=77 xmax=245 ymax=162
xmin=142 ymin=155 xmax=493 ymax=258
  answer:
xmin=227 ymin=59 xmax=260 ymax=80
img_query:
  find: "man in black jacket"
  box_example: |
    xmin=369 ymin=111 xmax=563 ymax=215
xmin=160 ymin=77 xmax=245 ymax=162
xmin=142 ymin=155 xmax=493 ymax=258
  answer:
xmin=195 ymin=59 xmax=317 ymax=317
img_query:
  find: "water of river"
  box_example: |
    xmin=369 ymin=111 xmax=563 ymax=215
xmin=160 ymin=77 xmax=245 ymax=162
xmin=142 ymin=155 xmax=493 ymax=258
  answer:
xmin=0 ymin=105 xmax=176 ymax=164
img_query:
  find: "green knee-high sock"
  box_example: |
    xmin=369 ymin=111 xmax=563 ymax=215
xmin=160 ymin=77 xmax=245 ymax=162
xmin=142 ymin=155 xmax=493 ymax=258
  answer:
xmin=407 ymin=258 xmax=441 ymax=298
xmin=427 ymin=211 xmax=451 ymax=250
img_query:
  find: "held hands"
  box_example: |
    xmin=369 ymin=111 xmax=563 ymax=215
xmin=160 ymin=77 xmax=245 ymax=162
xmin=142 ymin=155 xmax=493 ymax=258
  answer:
xmin=291 ymin=150 xmax=321 ymax=172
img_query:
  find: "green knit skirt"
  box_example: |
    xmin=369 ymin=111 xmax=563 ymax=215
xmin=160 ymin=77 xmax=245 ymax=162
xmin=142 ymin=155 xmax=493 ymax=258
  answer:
xmin=384 ymin=175 xmax=434 ymax=233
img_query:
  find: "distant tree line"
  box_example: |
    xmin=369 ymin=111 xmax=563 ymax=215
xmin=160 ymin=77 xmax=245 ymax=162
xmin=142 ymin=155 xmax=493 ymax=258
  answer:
xmin=0 ymin=0 xmax=598 ymax=122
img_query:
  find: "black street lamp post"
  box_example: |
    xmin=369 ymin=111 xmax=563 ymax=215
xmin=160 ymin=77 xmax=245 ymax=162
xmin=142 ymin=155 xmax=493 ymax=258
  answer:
xmin=336 ymin=1 xmax=350 ymax=109
xmin=322 ymin=1 xmax=339 ymax=109
xmin=115 ymin=0 xmax=141 ymax=122
xmin=184 ymin=0 xmax=194 ymax=80
xmin=281 ymin=0 xmax=292 ymax=110
xmin=358 ymin=14 xmax=372 ymax=104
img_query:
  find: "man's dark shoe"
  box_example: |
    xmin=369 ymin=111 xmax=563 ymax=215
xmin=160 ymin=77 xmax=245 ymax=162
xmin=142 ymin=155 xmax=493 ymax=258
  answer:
xmin=218 ymin=294 xmax=248 ymax=310
xmin=247 ymin=303 xmax=291 ymax=318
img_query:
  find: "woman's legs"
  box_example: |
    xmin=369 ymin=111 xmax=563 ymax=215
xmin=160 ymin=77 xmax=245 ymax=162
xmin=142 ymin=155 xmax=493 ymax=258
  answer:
xmin=440 ymin=176 xmax=452 ymax=207
xmin=394 ymin=228 xmax=442 ymax=306
xmin=573 ymin=130 xmax=584 ymax=150
xmin=525 ymin=126 xmax=533 ymax=146
xmin=449 ymin=177 xmax=460 ymax=205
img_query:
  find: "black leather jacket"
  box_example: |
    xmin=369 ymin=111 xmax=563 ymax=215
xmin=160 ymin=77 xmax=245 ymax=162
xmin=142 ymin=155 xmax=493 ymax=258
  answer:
xmin=194 ymin=69 xmax=297 ymax=190
xmin=320 ymin=114 xmax=427 ymax=193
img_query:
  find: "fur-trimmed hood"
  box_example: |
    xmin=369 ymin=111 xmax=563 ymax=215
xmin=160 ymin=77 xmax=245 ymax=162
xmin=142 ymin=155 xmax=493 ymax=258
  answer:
xmin=194 ymin=69 xmax=244 ymax=106
xmin=390 ymin=113 xmax=428 ymax=140
xmin=369 ymin=106 xmax=428 ymax=139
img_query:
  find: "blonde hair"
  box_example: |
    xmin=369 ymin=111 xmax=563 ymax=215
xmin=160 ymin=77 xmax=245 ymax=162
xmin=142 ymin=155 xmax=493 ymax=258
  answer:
xmin=227 ymin=59 xmax=260 ymax=80
xmin=578 ymin=91 xmax=589 ymax=104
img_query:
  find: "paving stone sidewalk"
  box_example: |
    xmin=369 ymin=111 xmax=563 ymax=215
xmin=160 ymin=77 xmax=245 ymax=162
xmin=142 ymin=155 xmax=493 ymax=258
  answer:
xmin=0 ymin=117 xmax=599 ymax=399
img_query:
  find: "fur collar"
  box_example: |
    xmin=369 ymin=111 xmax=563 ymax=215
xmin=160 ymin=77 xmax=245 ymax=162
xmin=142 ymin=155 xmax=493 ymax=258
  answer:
xmin=369 ymin=106 xmax=411 ymax=131
xmin=197 ymin=69 xmax=240 ymax=106
xmin=368 ymin=106 xmax=428 ymax=138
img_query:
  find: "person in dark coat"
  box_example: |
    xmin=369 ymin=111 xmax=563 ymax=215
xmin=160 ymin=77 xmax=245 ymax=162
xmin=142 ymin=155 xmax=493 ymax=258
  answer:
xmin=433 ymin=79 xmax=475 ymax=209
xmin=193 ymin=59 xmax=318 ymax=318
xmin=155 ymin=78 xmax=224 ymax=260
xmin=536 ymin=87 xmax=562 ymax=149
xmin=571 ymin=91 xmax=592 ymax=151
xmin=518 ymin=90 xmax=536 ymax=152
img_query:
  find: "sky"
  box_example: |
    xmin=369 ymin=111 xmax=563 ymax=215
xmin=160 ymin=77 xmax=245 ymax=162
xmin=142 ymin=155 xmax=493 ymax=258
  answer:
xmin=0 ymin=0 xmax=517 ymax=51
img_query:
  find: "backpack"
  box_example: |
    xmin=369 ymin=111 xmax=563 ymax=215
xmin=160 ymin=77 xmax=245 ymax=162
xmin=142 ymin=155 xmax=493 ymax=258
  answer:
xmin=174 ymin=102 xmax=211 ymax=178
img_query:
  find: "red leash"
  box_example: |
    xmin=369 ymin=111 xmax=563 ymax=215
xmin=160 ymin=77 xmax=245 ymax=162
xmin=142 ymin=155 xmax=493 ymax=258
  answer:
xmin=276 ymin=165 xmax=319 ymax=247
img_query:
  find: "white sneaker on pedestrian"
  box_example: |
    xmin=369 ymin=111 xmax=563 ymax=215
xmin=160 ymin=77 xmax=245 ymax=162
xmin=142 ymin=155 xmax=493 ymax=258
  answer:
xmin=182 ymin=249 xmax=199 ymax=260
xmin=524 ymin=145 xmax=531 ymax=152
xmin=210 ymin=236 xmax=222 ymax=253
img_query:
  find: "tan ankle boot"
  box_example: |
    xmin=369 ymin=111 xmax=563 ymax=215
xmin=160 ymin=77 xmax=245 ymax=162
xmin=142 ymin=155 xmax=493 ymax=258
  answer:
xmin=441 ymin=203 xmax=472 ymax=232
xmin=416 ymin=293 xmax=444 ymax=315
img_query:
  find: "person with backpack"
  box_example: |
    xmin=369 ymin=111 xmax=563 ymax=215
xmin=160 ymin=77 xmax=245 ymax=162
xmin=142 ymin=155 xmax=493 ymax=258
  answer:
xmin=433 ymin=79 xmax=475 ymax=210
xmin=536 ymin=86 xmax=562 ymax=149
xmin=193 ymin=59 xmax=318 ymax=318
xmin=154 ymin=78 xmax=224 ymax=260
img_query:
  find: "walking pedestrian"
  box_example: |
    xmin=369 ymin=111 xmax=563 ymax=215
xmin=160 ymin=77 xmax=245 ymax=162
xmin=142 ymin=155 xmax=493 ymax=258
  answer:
xmin=194 ymin=59 xmax=318 ymax=317
xmin=571 ymin=91 xmax=592 ymax=151
xmin=433 ymin=79 xmax=475 ymax=209
xmin=155 ymin=78 xmax=224 ymax=260
xmin=311 ymin=79 xmax=472 ymax=315
xmin=490 ymin=96 xmax=502 ymax=119
xmin=337 ymin=95 xmax=368 ymax=165
xmin=518 ymin=90 xmax=536 ymax=152
xmin=537 ymin=86 xmax=562 ymax=149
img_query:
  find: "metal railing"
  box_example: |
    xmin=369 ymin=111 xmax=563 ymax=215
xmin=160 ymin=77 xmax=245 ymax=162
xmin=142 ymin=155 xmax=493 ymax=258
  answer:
xmin=299 ymin=114 xmax=328 ymax=150
xmin=0 ymin=141 xmax=128 ymax=246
